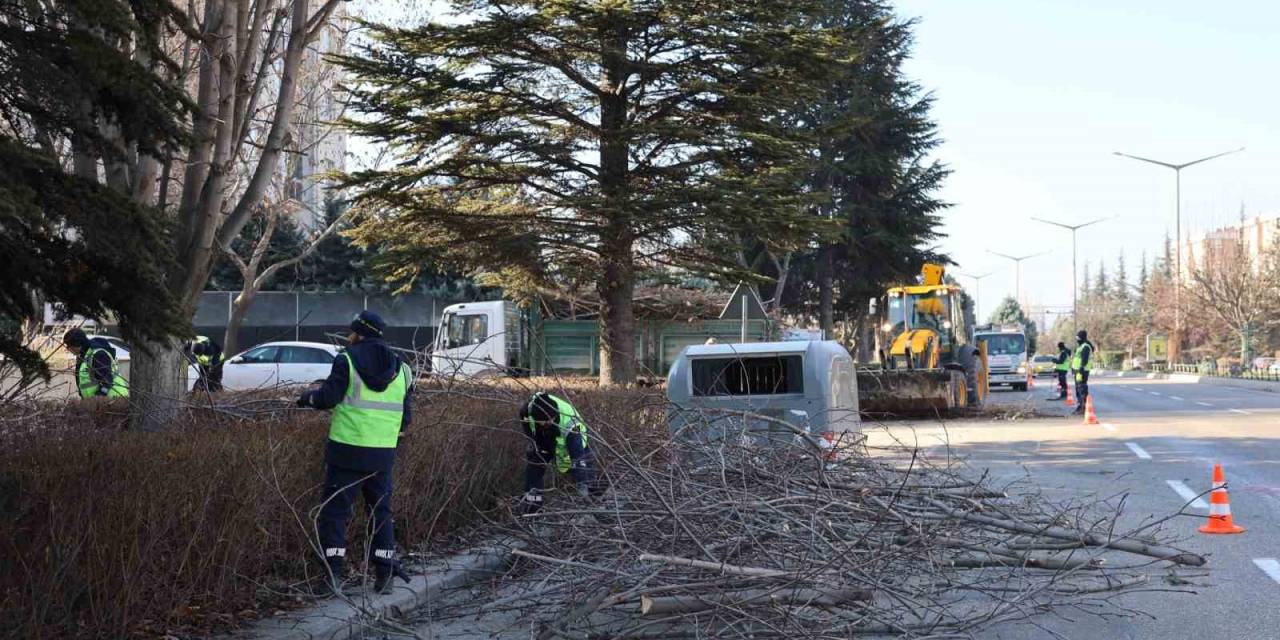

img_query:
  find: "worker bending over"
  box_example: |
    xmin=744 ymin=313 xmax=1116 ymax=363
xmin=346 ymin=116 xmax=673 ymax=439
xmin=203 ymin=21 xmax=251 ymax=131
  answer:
xmin=1072 ymin=330 xmax=1094 ymax=414
xmin=519 ymin=391 xmax=599 ymax=513
xmin=63 ymin=329 xmax=128 ymax=398
xmin=185 ymin=335 xmax=224 ymax=391
xmin=297 ymin=311 xmax=412 ymax=595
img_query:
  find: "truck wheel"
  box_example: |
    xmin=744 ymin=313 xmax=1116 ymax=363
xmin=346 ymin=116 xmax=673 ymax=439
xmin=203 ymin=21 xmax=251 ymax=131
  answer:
xmin=1014 ymin=383 xmax=1028 ymax=392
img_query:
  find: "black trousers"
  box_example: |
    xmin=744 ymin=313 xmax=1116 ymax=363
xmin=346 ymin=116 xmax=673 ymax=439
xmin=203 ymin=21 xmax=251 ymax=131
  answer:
xmin=524 ymin=432 xmax=595 ymax=493
xmin=194 ymin=362 xmax=223 ymax=391
xmin=1075 ymin=370 xmax=1090 ymax=406
xmin=318 ymin=464 xmax=396 ymax=567
xmin=1056 ymin=370 xmax=1068 ymax=397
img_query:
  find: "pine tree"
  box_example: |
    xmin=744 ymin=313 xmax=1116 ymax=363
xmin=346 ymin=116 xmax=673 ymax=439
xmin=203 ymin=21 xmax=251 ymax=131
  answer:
xmin=988 ymin=296 xmax=1038 ymax=353
xmin=750 ymin=1 xmax=948 ymax=334
xmin=299 ymin=198 xmax=368 ymax=291
xmin=337 ymin=1 xmax=850 ymax=385
xmin=1114 ymin=251 xmax=1129 ymax=304
xmin=0 ymin=0 xmax=191 ymax=381
xmin=1094 ymin=263 xmax=1110 ymax=300
xmin=1138 ymin=251 xmax=1149 ymax=293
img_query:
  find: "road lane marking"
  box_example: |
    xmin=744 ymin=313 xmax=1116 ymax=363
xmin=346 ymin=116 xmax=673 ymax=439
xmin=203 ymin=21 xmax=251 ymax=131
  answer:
xmin=1132 ymin=387 xmax=1144 ymax=391
xmin=1169 ymin=395 xmax=1184 ymax=401
xmin=1125 ymin=442 xmax=1152 ymax=460
xmin=1253 ymin=559 xmax=1280 ymax=585
xmin=1166 ymin=480 xmax=1209 ymax=509
xmin=1148 ymin=391 xmax=1162 ymax=396
xmin=1230 ymin=408 xmax=1252 ymax=415
xmin=1101 ymin=422 xmax=1117 ymax=432
xmin=1196 ymin=401 xmax=1213 ymax=407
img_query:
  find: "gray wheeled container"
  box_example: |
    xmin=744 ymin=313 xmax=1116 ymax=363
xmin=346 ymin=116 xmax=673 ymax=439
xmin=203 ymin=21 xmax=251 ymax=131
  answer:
xmin=665 ymin=341 xmax=860 ymax=448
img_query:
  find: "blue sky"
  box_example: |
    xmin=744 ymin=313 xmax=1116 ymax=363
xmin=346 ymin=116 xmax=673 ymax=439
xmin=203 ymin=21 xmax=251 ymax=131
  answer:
xmin=892 ymin=0 xmax=1280 ymax=321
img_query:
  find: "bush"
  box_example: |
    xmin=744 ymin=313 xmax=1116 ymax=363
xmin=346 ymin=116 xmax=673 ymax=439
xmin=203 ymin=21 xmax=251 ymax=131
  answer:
xmin=0 ymin=384 xmax=663 ymax=639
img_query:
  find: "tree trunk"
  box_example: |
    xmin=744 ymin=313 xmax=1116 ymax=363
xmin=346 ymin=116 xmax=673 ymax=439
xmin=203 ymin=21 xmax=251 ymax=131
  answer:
xmin=225 ymin=288 xmax=256 ymax=357
xmin=128 ymin=339 xmax=187 ymax=431
xmin=817 ymin=244 xmax=834 ymax=338
xmin=598 ymin=245 xmax=636 ymax=385
xmin=595 ymin=18 xmax=634 ymax=386
xmin=855 ymin=313 xmax=872 ymax=362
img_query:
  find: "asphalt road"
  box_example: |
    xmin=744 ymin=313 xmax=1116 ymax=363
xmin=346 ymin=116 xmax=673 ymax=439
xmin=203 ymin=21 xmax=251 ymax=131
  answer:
xmin=868 ymin=376 xmax=1280 ymax=639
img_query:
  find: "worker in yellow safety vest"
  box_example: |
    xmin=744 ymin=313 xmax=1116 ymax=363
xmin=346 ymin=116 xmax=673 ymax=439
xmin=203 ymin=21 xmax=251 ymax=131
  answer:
xmin=518 ymin=391 xmax=600 ymax=514
xmin=296 ymin=310 xmax=412 ymax=596
xmin=1071 ymin=330 xmax=1094 ymax=414
xmin=64 ymin=329 xmax=128 ymax=398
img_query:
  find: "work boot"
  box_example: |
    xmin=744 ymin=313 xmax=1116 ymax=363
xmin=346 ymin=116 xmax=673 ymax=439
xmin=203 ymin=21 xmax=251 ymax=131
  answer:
xmin=373 ymin=562 xmax=411 ymax=595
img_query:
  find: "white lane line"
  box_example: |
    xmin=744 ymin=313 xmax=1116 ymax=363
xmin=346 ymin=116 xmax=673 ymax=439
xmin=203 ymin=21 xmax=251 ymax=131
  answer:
xmin=1148 ymin=391 xmax=1162 ymax=396
xmin=1253 ymin=559 xmax=1280 ymax=585
xmin=1132 ymin=387 xmax=1144 ymax=391
xmin=1196 ymin=401 xmax=1213 ymax=407
xmin=1230 ymin=408 xmax=1252 ymax=415
xmin=1125 ymin=442 xmax=1152 ymax=460
xmin=1166 ymin=480 xmax=1209 ymax=509
xmin=1101 ymin=422 xmax=1117 ymax=432
xmin=1169 ymin=395 xmax=1185 ymax=401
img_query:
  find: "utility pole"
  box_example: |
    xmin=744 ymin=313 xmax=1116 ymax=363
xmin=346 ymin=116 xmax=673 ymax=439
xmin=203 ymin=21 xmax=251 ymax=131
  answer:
xmin=1113 ymin=147 xmax=1244 ymax=363
xmin=987 ymin=250 xmax=1049 ymax=308
xmin=958 ymin=272 xmax=994 ymax=320
xmin=1031 ymin=217 xmax=1107 ymax=331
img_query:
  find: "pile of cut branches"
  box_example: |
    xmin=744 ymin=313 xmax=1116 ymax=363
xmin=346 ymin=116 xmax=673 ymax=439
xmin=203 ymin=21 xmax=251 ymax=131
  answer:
xmin=426 ymin=417 xmax=1204 ymax=639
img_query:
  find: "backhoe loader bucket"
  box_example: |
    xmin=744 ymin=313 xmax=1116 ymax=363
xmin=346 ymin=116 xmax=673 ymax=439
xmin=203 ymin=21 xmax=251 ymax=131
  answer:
xmin=856 ymin=368 xmax=970 ymax=416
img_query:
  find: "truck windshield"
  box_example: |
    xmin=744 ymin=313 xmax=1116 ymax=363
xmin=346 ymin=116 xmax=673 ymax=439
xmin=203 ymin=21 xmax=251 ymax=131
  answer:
xmin=979 ymin=334 xmax=1025 ymax=355
xmin=438 ymin=312 xmax=488 ymax=350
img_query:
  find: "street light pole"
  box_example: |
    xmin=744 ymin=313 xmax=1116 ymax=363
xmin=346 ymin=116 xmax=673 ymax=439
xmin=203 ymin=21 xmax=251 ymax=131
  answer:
xmin=958 ymin=271 xmax=994 ymax=319
xmin=1030 ymin=217 xmax=1106 ymax=331
xmin=1113 ymin=147 xmax=1244 ymax=363
xmin=987 ymin=250 xmax=1050 ymax=308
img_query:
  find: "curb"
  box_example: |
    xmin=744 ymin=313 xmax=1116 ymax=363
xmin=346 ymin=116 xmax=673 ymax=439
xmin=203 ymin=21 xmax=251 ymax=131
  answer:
xmin=244 ymin=539 xmax=523 ymax=640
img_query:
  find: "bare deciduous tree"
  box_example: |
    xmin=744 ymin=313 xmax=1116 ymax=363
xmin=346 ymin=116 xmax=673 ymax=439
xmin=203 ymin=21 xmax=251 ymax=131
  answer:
xmin=129 ymin=0 xmax=346 ymax=430
xmin=1185 ymin=224 xmax=1280 ymax=365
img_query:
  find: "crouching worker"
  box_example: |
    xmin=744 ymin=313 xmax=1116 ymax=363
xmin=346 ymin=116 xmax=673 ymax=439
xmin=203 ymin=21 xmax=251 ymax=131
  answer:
xmin=64 ymin=329 xmax=128 ymax=398
xmin=519 ymin=391 xmax=600 ymax=514
xmin=297 ymin=311 xmax=412 ymax=595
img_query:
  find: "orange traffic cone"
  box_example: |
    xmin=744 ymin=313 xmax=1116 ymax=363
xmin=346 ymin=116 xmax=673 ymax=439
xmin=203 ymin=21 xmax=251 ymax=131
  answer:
xmin=1027 ymin=369 xmax=1035 ymax=389
xmin=1082 ymin=394 xmax=1098 ymax=425
xmin=1065 ymin=381 xmax=1075 ymax=407
xmin=1199 ymin=464 xmax=1245 ymax=534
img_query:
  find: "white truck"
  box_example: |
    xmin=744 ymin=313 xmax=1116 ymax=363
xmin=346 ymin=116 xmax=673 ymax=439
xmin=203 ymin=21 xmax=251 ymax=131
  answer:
xmin=431 ymin=301 xmax=527 ymax=378
xmin=973 ymin=325 xmax=1029 ymax=391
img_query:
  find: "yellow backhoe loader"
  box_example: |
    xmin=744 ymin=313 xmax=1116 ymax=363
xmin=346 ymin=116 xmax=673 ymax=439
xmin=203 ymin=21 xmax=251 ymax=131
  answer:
xmin=857 ymin=263 xmax=989 ymax=414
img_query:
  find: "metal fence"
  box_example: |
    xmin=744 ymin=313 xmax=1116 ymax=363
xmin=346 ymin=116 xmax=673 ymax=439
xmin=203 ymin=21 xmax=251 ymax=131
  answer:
xmin=1150 ymin=362 xmax=1280 ymax=382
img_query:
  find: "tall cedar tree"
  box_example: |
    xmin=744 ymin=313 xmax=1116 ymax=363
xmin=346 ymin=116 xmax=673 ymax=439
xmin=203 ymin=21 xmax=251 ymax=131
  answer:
xmin=752 ymin=1 xmax=948 ymax=337
xmin=336 ymin=1 xmax=847 ymax=385
xmin=0 ymin=0 xmax=190 ymax=382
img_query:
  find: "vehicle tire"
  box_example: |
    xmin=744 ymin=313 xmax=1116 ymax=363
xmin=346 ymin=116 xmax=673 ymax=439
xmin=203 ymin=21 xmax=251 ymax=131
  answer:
xmin=1014 ymin=383 xmax=1028 ymax=392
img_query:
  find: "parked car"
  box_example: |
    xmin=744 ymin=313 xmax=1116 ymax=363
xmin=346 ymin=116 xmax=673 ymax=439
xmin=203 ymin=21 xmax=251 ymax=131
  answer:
xmin=1029 ymin=354 xmax=1057 ymax=377
xmin=220 ymin=341 xmax=342 ymax=390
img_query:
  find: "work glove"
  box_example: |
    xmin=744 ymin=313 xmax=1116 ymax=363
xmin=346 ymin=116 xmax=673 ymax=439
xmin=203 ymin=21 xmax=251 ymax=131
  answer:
xmin=96 ymin=386 xmax=110 ymax=397
xmin=296 ymin=393 xmax=311 ymax=408
xmin=576 ymin=483 xmax=591 ymax=498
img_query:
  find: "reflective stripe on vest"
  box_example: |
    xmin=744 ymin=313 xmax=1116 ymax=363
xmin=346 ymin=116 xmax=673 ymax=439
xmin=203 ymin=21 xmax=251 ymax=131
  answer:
xmin=77 ymin=347 xmax=129 ymax=398
xmin=525 ymin=393 xmax=589 ymax=473
xmin=329 ymin=356 xmax=408 ymax=449
xmin=1072 ymin=343 xmax=1093 ymax=372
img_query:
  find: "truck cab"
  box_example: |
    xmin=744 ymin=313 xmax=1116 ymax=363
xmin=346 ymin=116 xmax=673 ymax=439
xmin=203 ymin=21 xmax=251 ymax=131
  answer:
xmin=431 ymin=301 xmax=526 ymax=377
xmin=973 ymin=325 xmax=1028 ymax=391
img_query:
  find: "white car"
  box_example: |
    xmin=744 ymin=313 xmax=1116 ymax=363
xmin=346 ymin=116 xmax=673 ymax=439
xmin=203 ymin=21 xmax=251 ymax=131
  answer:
xmin=220 ymin=341 xmax=342 ymax=390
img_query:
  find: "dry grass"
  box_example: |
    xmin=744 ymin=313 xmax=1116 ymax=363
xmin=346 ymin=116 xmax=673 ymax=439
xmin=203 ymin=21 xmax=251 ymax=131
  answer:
xmin=0 ymin=383 xmax=665 ymax=639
